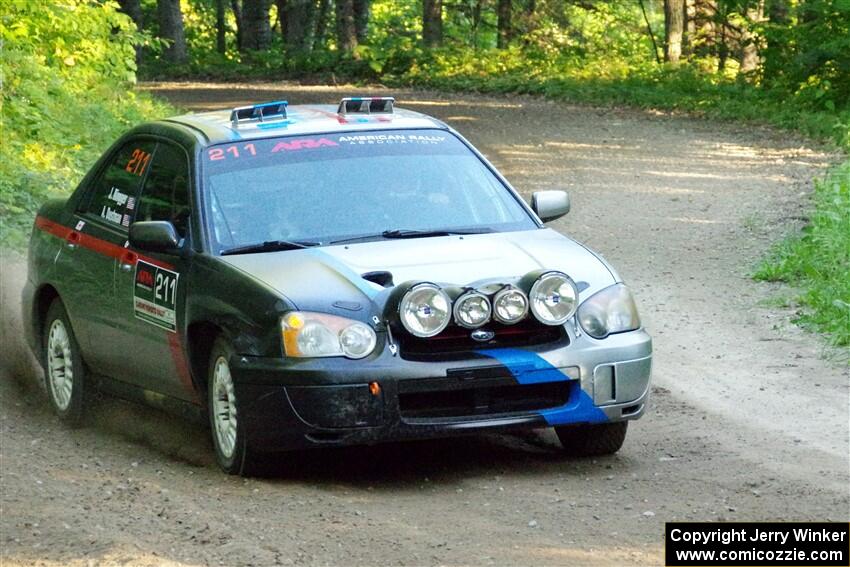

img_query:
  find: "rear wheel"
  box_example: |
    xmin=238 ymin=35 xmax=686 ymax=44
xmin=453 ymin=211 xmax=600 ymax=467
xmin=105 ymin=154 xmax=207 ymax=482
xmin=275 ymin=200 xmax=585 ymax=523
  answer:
xmin=208 ymin=337 xmax=256 ymax=475
xmin=43 ymin=299 xmax=86 ymax=426
xmin=555 ymin=421 xmax=628 ymax=457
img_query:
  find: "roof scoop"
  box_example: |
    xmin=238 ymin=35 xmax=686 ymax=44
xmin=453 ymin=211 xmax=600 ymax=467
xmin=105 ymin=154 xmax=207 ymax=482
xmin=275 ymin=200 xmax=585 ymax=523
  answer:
xmin=361 ymin=270 xmax=394 ymax=288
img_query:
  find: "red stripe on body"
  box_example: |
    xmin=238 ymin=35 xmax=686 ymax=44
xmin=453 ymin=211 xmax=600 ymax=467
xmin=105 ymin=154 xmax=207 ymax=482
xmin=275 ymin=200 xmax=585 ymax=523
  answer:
xmin=37 ymin=216 xmax=197 ymax=401
xmin=168 ymin=332 xmax=200 ymax=404
xmin=35 ymin=215 xmax=173 ymax=269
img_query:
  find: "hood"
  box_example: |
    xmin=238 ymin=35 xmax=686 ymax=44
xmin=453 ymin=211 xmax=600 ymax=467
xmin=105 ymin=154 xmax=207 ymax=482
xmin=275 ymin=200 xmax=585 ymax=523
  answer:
xmin=219 ymin=228 xmax=617 ymax=318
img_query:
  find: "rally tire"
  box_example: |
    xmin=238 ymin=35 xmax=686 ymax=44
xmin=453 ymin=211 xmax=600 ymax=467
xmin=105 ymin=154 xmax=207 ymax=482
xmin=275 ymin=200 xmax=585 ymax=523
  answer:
xmin=555 ymin=421 xmax=628 ymax=457
xmin=207 ymin=337 xmax=256 ymax=475
xmin=42 ymin=298 xmax=87 ymax=427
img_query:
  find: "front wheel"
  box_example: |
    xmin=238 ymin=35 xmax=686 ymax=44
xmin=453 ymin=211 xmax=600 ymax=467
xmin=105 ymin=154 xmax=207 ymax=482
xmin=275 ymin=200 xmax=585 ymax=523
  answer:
xmin=208 ymin=337 xmax=256 ymax=475
xmin=43 ymin=299 xmax=87 ymax=426
xmin=555 ymin=421 xmax=628 ymax=457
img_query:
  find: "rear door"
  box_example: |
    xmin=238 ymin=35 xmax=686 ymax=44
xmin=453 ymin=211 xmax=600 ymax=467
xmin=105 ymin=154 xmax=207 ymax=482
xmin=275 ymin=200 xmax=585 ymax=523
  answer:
xmin=56 ymin=140 xmax=155 ymax=374
xmin=112 ymin=140 xmax=197 ymax=402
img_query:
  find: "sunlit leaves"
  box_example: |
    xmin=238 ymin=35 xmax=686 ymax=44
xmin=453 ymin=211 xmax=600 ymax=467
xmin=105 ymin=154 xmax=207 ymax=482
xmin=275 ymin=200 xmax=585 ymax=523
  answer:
xmin=0 ymin=0 xmax=174 ymax=247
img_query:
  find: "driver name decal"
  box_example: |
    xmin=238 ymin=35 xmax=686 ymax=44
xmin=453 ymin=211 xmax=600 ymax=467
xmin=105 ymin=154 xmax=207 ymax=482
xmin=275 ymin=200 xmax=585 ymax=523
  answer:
xmin=134 ymin=260 xmax=179 ymax=332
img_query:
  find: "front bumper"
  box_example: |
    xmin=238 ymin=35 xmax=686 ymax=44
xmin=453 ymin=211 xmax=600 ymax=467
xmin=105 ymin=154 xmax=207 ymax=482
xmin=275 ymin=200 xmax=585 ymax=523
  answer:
xmin=230 ymin=326 xmax=652 ymax=451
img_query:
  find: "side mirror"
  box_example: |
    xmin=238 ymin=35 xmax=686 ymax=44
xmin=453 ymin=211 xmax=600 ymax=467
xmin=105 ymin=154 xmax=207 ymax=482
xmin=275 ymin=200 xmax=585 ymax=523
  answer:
xmin=531 ymin=190 xmax=570 ymax=222
xmin=129 ymin=221 xmax=180 ymax=252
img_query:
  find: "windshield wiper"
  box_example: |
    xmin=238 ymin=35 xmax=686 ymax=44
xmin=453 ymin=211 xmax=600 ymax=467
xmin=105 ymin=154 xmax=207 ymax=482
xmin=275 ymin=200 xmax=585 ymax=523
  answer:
xmin=331 ymin=227 xmax=492 ymax=245
xmin=220 ymin=239 xmax=321 ymax=256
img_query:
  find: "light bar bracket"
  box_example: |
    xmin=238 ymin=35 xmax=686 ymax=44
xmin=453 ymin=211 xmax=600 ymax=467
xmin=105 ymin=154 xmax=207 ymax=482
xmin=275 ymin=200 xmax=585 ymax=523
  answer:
xmin=337 ymin=96 xmax=395 ymax=115
xmin=230 ymin=101 xmax=288 ymax=126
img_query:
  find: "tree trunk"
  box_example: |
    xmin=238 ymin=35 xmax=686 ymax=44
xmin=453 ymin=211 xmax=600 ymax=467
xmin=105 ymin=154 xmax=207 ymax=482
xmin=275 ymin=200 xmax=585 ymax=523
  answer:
xmin=117 ymin=0 xmax=144 ymax=63
xmin=664 ymin=0 xmax=686 ymax=63
xmin=638 ymin=0 xmax=661 ymax=63
xmin=689 ymin=0 xmax=717 ymax=58
xmin=471 ymin=0 xmax=482 ymax=47
xmin=497 ymin=0 xmax=512 ymax=48
xmin=241 ymin=0 xmax=272 ymax=51
xmin=231 ymin=0 xmax=244 ymax=50
xmin=353 ymin=0 xmax=371 ymax=42
xmin=156 ymin=0 xmax=187 ymax=64
xmin=335 ymin=0 xmax=357 ymax=53
xmin=422 ymin=0 xmax=442 ymax=48
xmin=682 ymin=0 xmax=696 ymax=55
xmin=216 ymin=0 xmax=227 ymax=53
xmin=313 ymin=0 xmax=331 ymax=49
xmin=739 ymin=0 xmax=764 ymax=74
xmin=279 ymin=0 xmax=315 ymax=52
xmin=767 ymin=0 xmax=789 ymax=23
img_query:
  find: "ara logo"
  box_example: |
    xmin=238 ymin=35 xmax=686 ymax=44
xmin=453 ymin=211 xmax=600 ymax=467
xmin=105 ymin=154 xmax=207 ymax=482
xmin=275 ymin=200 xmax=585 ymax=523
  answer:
xmin=470 ymin=329 xmax=495 ymax=342
xmin=271 ymin=138 xmax=338 ymax=152
xmin=136 ymin=268 xmax=155 ymax=289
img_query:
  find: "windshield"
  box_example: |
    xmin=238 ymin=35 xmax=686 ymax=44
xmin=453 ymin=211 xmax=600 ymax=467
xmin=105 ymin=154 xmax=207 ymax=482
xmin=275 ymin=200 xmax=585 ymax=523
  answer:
xmin=202 ymin=129 xmax=536 ymax=251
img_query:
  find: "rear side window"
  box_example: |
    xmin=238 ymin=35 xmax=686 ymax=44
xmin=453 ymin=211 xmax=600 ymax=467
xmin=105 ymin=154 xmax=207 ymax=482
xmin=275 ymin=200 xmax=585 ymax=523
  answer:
xmin=136 ymin=143 xmax=191 ymax=237
xmin=83 ymin=141 xmax=156 ymax=229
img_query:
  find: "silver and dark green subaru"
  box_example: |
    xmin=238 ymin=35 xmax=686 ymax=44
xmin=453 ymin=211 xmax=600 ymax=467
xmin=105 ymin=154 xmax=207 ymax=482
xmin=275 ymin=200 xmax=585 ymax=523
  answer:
xmin=24 ymin=97 xmax=652 ymax=474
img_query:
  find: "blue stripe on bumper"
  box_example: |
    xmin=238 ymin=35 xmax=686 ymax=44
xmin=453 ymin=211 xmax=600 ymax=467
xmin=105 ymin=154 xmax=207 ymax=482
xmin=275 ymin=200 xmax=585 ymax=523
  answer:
xmin=479 ymin=348 xmax=608 ymax=426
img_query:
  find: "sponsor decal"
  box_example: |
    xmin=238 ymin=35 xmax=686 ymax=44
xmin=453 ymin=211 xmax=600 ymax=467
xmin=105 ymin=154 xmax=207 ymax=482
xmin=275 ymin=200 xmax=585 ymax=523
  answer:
xmin=338 ymin=134 xmax=446 ymax=145
xmin=134 ymin=260 xmax=179 ymax=332
xmin=270 ymin=138 xmax=338 ymax=152
xmin=108 ymin=186 xmax=129 ymax=206
xmin=100 ymin=205 xmax=122 ymax=224
xmin=74 ymin=220 xmax=86 ymax=231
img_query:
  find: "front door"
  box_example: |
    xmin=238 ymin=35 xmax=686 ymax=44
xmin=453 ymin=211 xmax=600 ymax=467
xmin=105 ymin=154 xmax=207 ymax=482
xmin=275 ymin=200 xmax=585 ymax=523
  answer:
xmin=57 ymin=140 xmax=155 ymax=376
xmin=112 ymin=141 xmax=198 ymax=403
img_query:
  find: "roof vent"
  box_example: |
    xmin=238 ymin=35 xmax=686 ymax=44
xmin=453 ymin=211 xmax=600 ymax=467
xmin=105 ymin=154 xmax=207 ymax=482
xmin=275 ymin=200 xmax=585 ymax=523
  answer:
xmin=337 ymin=96 xmax=395 ymax=116
xmin=230 ymin=100 xmax=288 ymax=126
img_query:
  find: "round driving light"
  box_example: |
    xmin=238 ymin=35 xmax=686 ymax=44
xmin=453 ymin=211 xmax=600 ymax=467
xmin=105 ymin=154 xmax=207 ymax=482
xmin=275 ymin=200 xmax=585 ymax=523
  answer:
xmin=339 ymin=323 xmax=377 ymax=359
xmin=453 ymin=291 xmax=491 ymax=328
xmin=399 ymin=283 xmax=451 ymax=337
xmin=492 ymin=287 xmax=529 ymax=324
xmin=529 ymin=272 xmax=578 ymax=325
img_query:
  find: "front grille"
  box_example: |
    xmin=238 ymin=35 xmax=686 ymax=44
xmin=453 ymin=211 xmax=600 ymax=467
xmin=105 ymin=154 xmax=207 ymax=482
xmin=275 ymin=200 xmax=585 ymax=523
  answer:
xmin=397 ymin=319 xmax=566 ymax=361
xmin=398 ymin=381 xmax=571 ymax=420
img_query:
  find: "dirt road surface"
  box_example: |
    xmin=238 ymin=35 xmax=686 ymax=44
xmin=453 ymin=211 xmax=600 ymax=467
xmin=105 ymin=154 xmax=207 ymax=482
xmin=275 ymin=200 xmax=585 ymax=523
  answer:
xmin=2 ymin=84 xmax=848 ymax=566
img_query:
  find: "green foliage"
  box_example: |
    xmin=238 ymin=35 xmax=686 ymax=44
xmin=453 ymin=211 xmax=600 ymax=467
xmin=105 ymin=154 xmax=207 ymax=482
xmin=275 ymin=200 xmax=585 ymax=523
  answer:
xmin=761 ymin=0 xmax=850 ymax=113
xmin=0 ymin=0 xmax=174 ymax=248
xmin=754 ymin=163 xmax=850 ymax=346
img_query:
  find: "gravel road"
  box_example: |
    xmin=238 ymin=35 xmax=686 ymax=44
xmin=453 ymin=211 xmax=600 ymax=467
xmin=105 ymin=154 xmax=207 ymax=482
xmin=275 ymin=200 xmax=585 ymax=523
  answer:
xmin=2 ymin=83 xmax=848 ymax=566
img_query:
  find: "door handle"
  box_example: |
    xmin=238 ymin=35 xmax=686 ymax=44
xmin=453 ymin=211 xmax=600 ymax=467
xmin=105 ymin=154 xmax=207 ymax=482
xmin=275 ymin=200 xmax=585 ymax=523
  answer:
xmin=120 ymin=251 xmax=138 ymax=272
xmin=65 ymin=231 xmax=80 ymax=250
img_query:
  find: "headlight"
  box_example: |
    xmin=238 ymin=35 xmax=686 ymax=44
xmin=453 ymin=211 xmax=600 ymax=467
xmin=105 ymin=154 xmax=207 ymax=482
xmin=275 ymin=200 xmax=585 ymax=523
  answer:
xmin=492 ymin=287 xmax=528 ymax=324
xmin=529 ymin=271 xmax=578 ymax=325
xmin=453 ymin=291 xmax=491 ymax=328
xmin=577 ymin=284 xmax=641 ymax=339
xmin=399 ymin=283 xmax=451 ymax=337
xmin=281 ymin=312 xmax=377 ymax=359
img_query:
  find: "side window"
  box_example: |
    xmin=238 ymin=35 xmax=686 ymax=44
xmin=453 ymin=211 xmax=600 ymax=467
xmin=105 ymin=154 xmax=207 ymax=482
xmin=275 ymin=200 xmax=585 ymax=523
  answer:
xmin=136 ymin=143 xmax=191 ymax=237
xmin=83 ymin=141 xmax=155 ymax=229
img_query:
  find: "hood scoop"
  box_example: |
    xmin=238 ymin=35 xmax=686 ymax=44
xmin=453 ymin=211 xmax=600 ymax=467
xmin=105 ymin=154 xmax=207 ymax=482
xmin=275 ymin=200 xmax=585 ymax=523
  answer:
xmin=362 ymin=270 xmax=394 ymax=288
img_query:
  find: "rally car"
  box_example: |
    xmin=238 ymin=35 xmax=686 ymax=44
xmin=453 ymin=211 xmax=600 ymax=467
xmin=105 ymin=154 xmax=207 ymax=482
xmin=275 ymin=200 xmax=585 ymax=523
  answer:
xmin=24 ymin=97 xmax=652 ymax=474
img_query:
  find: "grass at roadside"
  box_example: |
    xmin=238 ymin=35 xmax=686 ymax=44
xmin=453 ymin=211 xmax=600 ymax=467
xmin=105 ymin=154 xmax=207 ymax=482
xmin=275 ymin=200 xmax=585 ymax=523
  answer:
xmin=754 ymin=164 xmax=850 ymax=346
